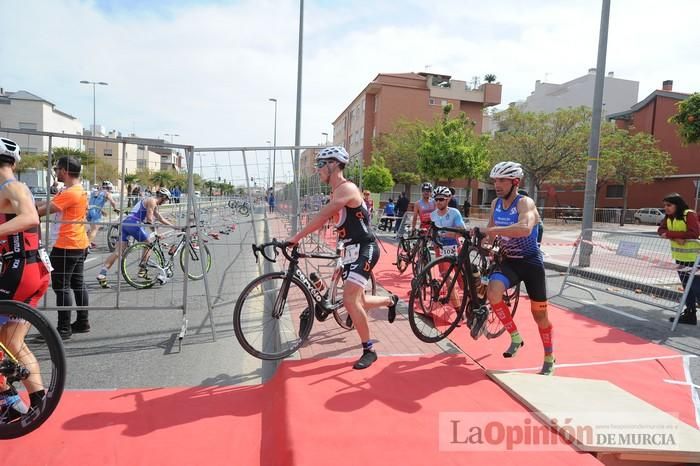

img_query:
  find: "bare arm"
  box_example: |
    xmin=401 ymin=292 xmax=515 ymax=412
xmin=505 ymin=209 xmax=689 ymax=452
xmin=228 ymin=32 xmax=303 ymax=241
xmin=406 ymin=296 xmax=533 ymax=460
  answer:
xmin=36 ymin=199 xmax=60 ymax=217
xmin=288 ymin=183 xmax=357 ymax=244
xmin=411 ymin=202 xmax=420 ymax=229
xmin=107 ymin=193 xmax=119 ymax=210
xmin=152 ymin=202 xmax=174 ymax=227
xmin=486 ymin=197 xmax=538 ymax=238
xmin=0 ymin=183 xmax=40 ymax=237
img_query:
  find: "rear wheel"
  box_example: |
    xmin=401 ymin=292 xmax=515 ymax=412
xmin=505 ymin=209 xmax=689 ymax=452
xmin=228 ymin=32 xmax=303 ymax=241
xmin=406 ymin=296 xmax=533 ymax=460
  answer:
xmin=107 ymin=224 xmax=119 ymax=252
xmin=0 ymin=301 xmax=66 ymax=439
xmin=233 ymin=273 xmax=314 ymax=360
xmin=330 ymin=271 xmax=377 ymax=330
xmin=395 ymin=238 xmax=410 ymax=273
xmin=407 ymin=256 xmax=466 ymax=343
xmin=179 ymin=241 xmax=212 ymax=280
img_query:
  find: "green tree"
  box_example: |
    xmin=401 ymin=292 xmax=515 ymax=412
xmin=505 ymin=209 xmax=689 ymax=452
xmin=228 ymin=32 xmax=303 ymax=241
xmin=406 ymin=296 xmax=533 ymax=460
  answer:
xmin=15 ymin=153 xmax=47 ymax=182
xmin=417 ymin=105 xmax=491 ymax=186
xmin=203 ymin=180 xmax=217 ymax=197
xmin=372 ymin=118 xmax=426 ymax=195
xmin=150 ymin=170 xmax=175 ymax=188
xmin=489 ymin=106 xmax=590 ymax=201
xmin=597 ymin=129 xmax=675 ymax=225
xmin=484 ymin=74 xmax=497 ymax=83
xmin=362 ymin=162 xmax=394 ymax=194
xmin=669 ymin=92 xmax=700 ymax=145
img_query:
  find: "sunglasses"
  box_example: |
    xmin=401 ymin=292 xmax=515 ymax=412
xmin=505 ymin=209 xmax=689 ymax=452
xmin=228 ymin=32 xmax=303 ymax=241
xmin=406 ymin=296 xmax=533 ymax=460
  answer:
xmin=315 ymin=160 xmax=336 ymax=169
xmin=435 ymin=198 xmax=448 ymax=202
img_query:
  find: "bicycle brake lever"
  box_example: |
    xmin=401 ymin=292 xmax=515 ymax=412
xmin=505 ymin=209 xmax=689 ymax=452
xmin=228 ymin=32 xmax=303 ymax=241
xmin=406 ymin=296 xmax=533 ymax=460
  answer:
xmin=252 ymin=244 xmax=259 ymax=263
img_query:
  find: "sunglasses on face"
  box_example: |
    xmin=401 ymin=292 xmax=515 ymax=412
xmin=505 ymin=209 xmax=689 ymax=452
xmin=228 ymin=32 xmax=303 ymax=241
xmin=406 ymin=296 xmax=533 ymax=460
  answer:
xmin=315 ymin=160 xmax=335 ymax=169
xmin=435 ymin=198 xmax=448 ymax=202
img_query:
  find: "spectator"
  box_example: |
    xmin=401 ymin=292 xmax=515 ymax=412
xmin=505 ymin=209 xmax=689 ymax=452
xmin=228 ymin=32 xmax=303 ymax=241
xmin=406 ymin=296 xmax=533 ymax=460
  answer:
xmin=463 ymin=198 xmax=471 ymax=219
xmin=36 ymin=156 xmax=90 ymax=340
xmin=172 ymin=185 xmax=181 ymax=204
xmin=363 ymin=190 xmax=374 ymax=216
xmin=381 ymin=198 xmax=396 ymax=231
xmin=268 ymin=191 xmax=275 ymax=213
xmin=658 ymin=193 xmax=700 ymax=325
xmin=394 ymin=192 xmax=410 ymax=234
xmin=448 ymin=187 xmax=458 ymax=209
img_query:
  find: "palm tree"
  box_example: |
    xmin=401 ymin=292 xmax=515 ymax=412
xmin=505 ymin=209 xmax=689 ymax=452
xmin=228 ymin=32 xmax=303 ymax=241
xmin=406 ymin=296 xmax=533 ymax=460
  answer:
xmin=204 ymin=180 xmax=217 ymax=197
xmin=149 ymin=170 xmax=175 ymax=189
xmin=484 ymin=73 xmax=497 ymax=83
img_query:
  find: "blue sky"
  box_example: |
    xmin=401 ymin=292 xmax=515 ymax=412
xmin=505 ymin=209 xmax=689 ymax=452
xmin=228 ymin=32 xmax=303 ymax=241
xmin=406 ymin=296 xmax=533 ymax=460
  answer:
xmin=2 ymin=0 xmax=699 ymax=182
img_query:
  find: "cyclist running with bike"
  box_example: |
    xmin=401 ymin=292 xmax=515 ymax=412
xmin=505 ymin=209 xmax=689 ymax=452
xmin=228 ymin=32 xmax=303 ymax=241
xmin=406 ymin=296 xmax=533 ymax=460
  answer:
xmin=86 ymin=180 xmax=119 ymax=250
xmin=96 ymin=187 xmax=174 ymax=287
xmin=287 ymin=146 xmax=399 ymax=370
xmin=0 ymin=138 xmax=51 ymax=422
xmin=411 ymin=182 xmax=436 ymax=233
xmin=484 ymin=161 xmax=554 ymax=375
xmin=430 ymin=186 xmax=466 ymax=308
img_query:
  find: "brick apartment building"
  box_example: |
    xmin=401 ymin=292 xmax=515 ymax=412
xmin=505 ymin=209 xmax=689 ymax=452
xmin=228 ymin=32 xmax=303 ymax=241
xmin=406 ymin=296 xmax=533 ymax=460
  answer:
xmin=551 ymin=80 xmax=700 ymax=210
xmin=331 ymin=72 xmax=501 ymax=202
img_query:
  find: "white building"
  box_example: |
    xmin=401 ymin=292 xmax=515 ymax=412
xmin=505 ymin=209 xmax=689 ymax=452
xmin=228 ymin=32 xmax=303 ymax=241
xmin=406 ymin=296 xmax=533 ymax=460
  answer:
xmin=518 ymin=69 xmax=639 ymax=116
xmin=0 ymin=87 xmax=84 ymax=152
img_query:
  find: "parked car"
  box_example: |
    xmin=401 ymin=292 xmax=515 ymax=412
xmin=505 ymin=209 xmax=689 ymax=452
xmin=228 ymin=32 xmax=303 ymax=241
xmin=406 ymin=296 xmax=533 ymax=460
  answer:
xmin=633 ymin=207 xmax=665 ymax=225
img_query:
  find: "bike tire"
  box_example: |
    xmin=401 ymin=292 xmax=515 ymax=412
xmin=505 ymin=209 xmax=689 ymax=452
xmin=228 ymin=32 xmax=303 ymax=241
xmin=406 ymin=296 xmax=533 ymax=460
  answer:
xmin=395 ymin=238 xmax=409 ymax=273
xmin=330 ymin=271 xmax=377 ymax=330
xmin=238 ymin=205 xmax=250 ymax=217
xmin=121 ymin=242 xmax=165 ymax=289
xmin=407 ymin=256 xmax=466 ymax=343
xmin=0 ymin=301 xmax=66 ymax=439
xmin=107 ymin=224 xmax=119 ymax=252
xmin=179 ymin=242 xmax=212 ymax=280
xmin=233 ymin=272 xmax=315 ymax=360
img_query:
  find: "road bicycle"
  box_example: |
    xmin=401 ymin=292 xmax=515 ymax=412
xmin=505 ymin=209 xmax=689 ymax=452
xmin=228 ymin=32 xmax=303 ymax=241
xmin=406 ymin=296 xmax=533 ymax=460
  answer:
xmin=106 ymin=213 xmax=133 ymax=252
xmin=0 ymin=301 xmax=66 ymax=439
xmin=227 ymin=198 xmax=251 ymax=217
xmin=407 ymin=225 xmax=520 ymax=343
xmin=233 ymin=239 xmax=377 ymax=360
xmin=120 ymin=226 xmax=212 ymax=289
xmin=395 ymin=227 xmax=432 ymax=277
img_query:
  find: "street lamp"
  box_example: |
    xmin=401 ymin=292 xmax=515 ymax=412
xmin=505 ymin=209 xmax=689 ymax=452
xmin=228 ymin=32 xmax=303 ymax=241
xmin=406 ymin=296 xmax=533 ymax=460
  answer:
xmin=321 ymin=132 xmax=329 ymax=145
xmin=266 ymin=140 xmax=272 ymax=189
xmin=80 ymin=80 xmax=108 ymax=185
xmin=164 ymin=133 xmax=179 ymax=144
xmin=268 ymin=98 xmax=278 ymax=192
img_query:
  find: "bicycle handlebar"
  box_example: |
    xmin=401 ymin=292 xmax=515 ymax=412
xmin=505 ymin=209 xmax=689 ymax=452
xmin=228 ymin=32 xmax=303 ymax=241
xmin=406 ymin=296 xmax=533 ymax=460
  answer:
xmin=252 ymin=238 xmax=295 ymax=263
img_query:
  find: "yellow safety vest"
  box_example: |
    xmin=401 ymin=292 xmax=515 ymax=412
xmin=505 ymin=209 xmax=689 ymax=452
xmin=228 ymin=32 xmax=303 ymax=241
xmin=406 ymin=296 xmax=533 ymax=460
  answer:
xmin=667 ymin=209 xmax=700 ymax=262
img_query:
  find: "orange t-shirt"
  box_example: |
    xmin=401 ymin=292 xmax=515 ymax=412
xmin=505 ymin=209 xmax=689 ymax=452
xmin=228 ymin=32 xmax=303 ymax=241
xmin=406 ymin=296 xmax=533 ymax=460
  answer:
xmin=50 ymin=184 xmax=89 ymax=249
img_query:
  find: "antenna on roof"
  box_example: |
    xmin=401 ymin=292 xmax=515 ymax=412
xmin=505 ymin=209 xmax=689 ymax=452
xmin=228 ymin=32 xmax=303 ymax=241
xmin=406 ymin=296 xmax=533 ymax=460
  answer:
xmin=424 ymin=64 xmax=432 ymax=71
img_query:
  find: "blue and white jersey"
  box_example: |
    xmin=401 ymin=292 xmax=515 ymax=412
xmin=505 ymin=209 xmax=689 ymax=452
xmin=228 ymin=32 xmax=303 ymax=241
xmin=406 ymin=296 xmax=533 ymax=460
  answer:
xmin=493 ymin=195 xmax=541 ymax=263
xmin=430 ymin=207 xmax=465 ymax=247
xmin=126 ymin=200 xmax=149 ymax=223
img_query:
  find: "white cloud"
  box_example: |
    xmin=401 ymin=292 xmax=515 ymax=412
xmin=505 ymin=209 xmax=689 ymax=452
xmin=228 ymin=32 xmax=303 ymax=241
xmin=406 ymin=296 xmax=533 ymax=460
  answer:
xmin=2 ymin=0 xmax=699 ymax=182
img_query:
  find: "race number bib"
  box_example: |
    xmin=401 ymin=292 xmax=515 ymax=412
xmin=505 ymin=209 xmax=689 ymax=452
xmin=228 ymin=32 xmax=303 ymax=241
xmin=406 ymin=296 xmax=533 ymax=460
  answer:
xmin=38 ymin=248 xmax=54 ymax=273
xmin=343 ymin=243 xmax=360 ymax=265
xmin=441 ymin=245 xmax=458 ymax=256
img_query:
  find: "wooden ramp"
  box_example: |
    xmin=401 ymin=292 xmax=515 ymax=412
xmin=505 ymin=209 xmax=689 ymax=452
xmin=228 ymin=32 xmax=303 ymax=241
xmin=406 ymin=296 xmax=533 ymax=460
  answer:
xmin=487 ymin=371 xmax=700 ymax=465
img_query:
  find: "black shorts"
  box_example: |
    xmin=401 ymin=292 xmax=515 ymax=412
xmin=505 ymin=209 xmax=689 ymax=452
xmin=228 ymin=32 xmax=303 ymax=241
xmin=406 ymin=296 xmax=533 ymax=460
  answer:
xmin=489 ymin=258 xmax=547 ymax=302
xmin=341 ymin=241 xmax=380 ymax=288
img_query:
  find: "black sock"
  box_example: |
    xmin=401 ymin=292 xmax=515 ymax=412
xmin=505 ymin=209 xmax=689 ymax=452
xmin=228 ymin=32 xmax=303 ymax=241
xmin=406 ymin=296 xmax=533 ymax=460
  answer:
xmin=29 ymin=390 xmax=46 ymax=409
xmin=362 ymin=340 xmax=374 ymax=352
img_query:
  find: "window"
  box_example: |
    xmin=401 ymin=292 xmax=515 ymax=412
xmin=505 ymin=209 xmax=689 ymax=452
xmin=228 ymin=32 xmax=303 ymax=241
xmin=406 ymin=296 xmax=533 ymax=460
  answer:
xmin=103 ymin=148 xmax=113 ymax=156
xmin=429 ymin=98 xmax=438 ymax=106
xmin=606 ymin=185 xmax=624 ymax=198
xmin=19 ymin=122 xmax=37 ymax=131
xmin=374 ymin=96 xmax=379 ymax=112
xmin=137 ymin=159 xmax=146 ymax=168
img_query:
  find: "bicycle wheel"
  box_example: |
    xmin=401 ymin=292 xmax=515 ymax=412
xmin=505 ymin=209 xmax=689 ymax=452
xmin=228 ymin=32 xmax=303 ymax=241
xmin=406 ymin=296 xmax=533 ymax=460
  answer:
xmin=233 ymin=272 xmax=315 ymax=360
xmin=0 ymin=301 xmax=66 ymax=439
xmin=121 ymin=242 xmax=165 ymax=289
xmin=407 ymin=256 xmax=466 ymax=343
xmin=107 ymin=224 xmax=119 ymax=252
xmin=411 ymin=243 xmax=431 ymax=277
xmin=238 ymin=204 xmax=250 ymax=217
xmin=395 ymin=238 xmax=410 ymax=273
xmin=484 ymin=283 xmax=521 ymax=339
xmin=179 ymin=241 xmax=212 ymax=280
xmin=330 ymin=271 xmax=377 ymax=330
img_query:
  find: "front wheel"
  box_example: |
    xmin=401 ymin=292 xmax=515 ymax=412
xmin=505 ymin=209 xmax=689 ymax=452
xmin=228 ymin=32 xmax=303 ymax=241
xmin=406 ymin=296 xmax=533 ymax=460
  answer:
xmin=407 ymin=256 xmax=466 ymax=343
xmin=0 ymin=301 xmax=66 ymax=439
xmin=121 ymin=242 xmax=166 ymax=289
xmin=179 ymin=241 xmax=212 ymax=280
xmin=107 ymin=224 xmax=119 ymax=252
xmin=233 ymin=273 xmax=315 ymax=360
xmin=395 ymin=238 xmax=410 ymax=273
xmin=238 ymin=204 xmax=250 ymax=217
xmin=330 ymin=271 xmax=377 ymax=330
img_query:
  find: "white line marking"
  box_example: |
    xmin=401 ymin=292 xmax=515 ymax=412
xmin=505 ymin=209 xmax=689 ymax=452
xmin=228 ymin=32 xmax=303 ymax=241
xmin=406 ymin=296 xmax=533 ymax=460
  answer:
xmin=663 ymin=379 xmax=700 ymax=390
xmin=581 ymin=299 xmax=648 ymax=321
xmin=682 ymin=355 xmax=700 ymax=428
xmin=84 ymin=256 xmax=98 ymax=264
xmin=505 ymin=354 xmax=697 ymax=372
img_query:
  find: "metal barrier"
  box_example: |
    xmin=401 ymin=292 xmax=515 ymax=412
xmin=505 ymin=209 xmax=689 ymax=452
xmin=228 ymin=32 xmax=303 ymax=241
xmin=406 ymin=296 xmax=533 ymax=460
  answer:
xmin=555 ymin=228 xmax=699 ymax=330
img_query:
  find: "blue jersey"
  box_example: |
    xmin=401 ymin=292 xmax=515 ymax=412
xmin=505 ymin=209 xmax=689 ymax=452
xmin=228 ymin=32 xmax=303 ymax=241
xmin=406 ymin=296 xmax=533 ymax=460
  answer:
xmin=492 ymin=195 xmax=541 ymax=263
xmin=430 ymin=207 xmax=465 ymax=246
xmin=88 ymin=191 xmax=108 ymax=211
xmin=127 ymin=200 xmax=149 ymax=223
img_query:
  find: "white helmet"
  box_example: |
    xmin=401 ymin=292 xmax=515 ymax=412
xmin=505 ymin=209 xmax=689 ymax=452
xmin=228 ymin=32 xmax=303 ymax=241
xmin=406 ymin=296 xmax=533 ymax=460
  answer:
xmin=156 ymin=187 xmax=171 ymax=199
xmin=0 ymin=138 xmax=21 ymax=163
xmin=316 ymin=146 xmax=350 ymax=164
xmin=433 ymin=186 xmax=452 ymax=198
xmin=102 ymin=180 xmax=114 ymax=190
xmin=490 ymin=161 xmax=523 ymax=179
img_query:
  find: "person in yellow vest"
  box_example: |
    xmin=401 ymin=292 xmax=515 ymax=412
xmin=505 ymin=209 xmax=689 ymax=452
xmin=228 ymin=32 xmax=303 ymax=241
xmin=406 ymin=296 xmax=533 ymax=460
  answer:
xmin=658 ymin=193 xmax=700 ymax=325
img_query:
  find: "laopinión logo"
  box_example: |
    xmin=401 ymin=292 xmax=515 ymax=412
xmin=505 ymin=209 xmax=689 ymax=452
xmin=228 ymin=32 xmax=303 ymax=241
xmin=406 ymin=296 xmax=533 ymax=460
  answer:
xmin=439 ymin=412 xmax=679 ymax=452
